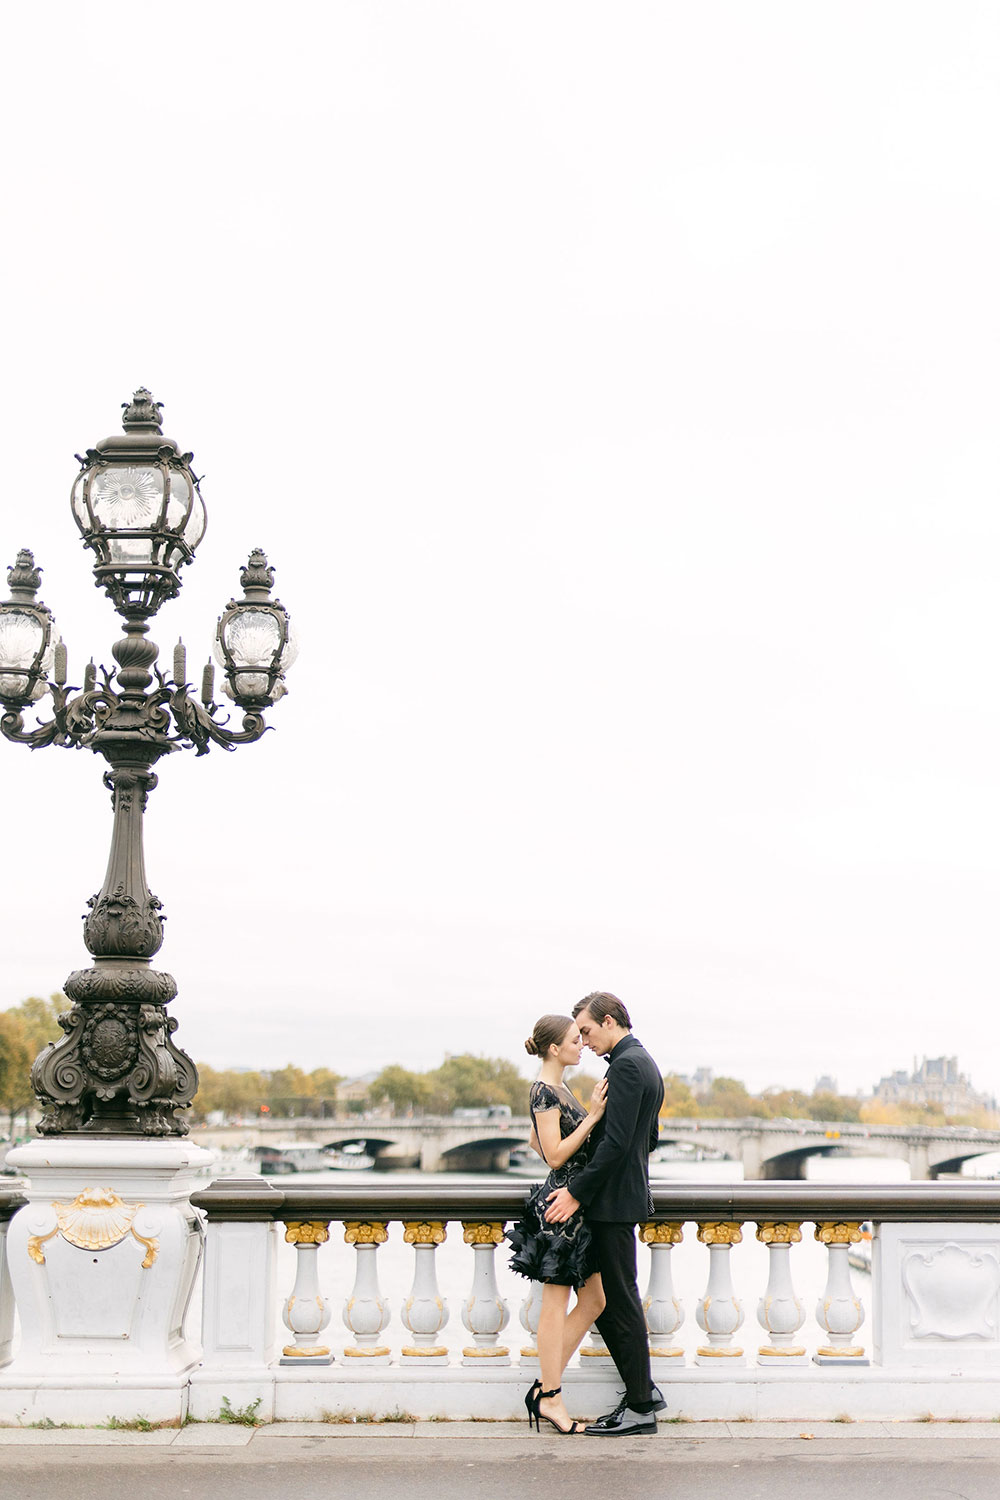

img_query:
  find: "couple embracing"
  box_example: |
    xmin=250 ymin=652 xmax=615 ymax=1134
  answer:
xmin=506 ymin=991 xmax=665 ymax=1437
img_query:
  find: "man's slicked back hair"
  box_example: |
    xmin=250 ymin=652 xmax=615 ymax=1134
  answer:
xmin=572 ymin=991 xmax=632 ymax=1030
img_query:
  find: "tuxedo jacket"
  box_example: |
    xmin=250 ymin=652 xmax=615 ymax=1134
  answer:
xmin=570 ymin=1034 xmax=663 ymax=1223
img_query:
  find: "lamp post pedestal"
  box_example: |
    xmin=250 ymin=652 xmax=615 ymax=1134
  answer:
xmin=0 ymin=1137 xmax=213 ymax=1426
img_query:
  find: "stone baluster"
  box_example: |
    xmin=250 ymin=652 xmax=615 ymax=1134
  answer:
xmin=641 ymin=1222 xmax=685 ymax=1366
xmin=342 ymin=1221 xmax=390 ymax=1363
xmin=814 ymin=1221 xmax=867 ymax=1364
xmin=400 ymin=1221 xmax=449 ymax=1363
xmin=461 ymin=1222 xmax=511 ymax=1366
xmin=518 ymin=1280 xmax=542 ymax=1364
xmin=695 ymin=1221 xmax=745 ymax=1365
xmin=756 ymin=1222 xmax=807 ymax=1365
xmin=280 ymin=1221 xmax=333 ymax=1364
xmin=0 ymin=1218 xmax=13 ymax=1367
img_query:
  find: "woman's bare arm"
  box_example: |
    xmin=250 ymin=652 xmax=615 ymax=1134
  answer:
xmin=533 ymin=1080 xmax=606 ymax=1170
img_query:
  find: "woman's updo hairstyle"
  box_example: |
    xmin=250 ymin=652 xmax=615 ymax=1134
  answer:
xmin=524 ymin=1014 xmax=574 ymax=1059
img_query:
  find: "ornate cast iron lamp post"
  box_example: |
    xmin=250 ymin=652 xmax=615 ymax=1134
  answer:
xmin=0 ymin=390 xmax=295 ymax=1137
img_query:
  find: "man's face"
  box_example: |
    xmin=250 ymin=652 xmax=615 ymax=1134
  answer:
xmin=576 ymin=1009 xmax=615 ymax=1057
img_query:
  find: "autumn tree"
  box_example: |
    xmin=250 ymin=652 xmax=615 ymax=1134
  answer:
xmin=699 ymin=1076 xmax=769 ymax=1119
xmin=660 ymin=1073 xmax=698 ymax=1117
xmin=0 ymin=1011 xmax=35 ymax=1135
xmin=370 ymin=1065 xmax=434 ymax=1114
xmin=430 ymin=1054 xmax=528 ymax=1113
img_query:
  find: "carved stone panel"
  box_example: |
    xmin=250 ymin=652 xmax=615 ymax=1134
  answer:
xmin=874 ymin=1223 xmax=1000 ymax=1367
xmin=901 ymin=1241 xmax=1000 ymax=1342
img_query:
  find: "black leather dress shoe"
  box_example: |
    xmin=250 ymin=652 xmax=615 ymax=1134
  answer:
xmin=587 ymin=1384 xmax=666 ymax=1431
xmin=583 ymin=1404 xmax=657 ymax=1437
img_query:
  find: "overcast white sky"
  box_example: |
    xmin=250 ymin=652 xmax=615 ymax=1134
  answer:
xmin=1 ymin=3 xmax=999 ymax=1098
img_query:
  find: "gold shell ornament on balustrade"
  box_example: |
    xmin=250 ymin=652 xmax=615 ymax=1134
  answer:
xmin=27 ymin=1187 xmax=158 ymax=1268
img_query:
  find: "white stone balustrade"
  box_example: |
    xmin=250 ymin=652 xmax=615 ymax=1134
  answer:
xmin=10 ymin=1178 xmax=1000 ymax=1424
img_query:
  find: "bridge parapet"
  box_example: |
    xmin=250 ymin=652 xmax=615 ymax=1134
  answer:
xmin=5 ymin=1178 xmax=1000 ymax=1421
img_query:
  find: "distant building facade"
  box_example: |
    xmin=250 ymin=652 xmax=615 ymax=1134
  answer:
xmin=871 ymin=1057 xmax=996 ymax=1116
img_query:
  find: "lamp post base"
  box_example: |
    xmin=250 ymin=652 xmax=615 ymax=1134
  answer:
xmin=3 ymin=1137 xmax=213 ymax=1403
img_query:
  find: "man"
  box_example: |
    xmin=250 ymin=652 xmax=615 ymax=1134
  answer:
xmin=545 ymin=991 xmax=665 ymax=1437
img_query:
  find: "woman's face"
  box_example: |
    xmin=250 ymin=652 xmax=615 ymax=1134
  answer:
xmin=551 ymin=1023 xmax=583 ymax=1067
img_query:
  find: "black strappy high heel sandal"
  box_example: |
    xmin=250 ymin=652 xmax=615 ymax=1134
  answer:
xmin=524 ymin=1378 xmax=542 ymax=1428
xmin=531 ymin=1385 xmax=579 ymax=1435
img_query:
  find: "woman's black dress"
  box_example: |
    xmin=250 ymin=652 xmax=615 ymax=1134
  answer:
xmin=506 ymin=1081 xmax=598 ymax=1289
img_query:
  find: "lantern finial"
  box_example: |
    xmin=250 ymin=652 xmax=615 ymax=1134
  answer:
xmin=121 ymin=388 xmax=164 ymax=434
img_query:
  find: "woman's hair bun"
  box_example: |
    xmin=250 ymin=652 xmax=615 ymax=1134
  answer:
xmin=524 ymin=1037 xmax=538 ymax=1056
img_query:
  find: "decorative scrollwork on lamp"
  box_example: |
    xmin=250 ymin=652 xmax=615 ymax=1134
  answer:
xmin=0 ymin=391 xmax=295 ymax=1137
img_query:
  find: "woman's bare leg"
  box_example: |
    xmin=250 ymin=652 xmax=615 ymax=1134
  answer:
xmin=561 ymin=1272 xmax=607 ymax=1369
xmin=536 ymin=1283 xmax=575 ymax=1430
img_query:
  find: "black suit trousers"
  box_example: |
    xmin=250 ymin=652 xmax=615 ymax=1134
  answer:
xmin=590 ymin=1221 xmax=653 ymax=1407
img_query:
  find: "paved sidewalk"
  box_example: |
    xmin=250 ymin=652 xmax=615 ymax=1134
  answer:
xmin=4 ymin=1421 xmax=1000 ymax=1497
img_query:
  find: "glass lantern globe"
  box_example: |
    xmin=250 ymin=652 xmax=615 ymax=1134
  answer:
xmin=0 ymin=550 xmax=57 ymax=704
xmin=70 ymin=388 xmax=206 ymax=619
xmin=214 ymin=549 xmax=296 ymax=707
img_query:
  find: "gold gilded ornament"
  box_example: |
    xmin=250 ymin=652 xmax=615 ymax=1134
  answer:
xmin=344 ymin=1221 xmax=388 ymax=1245
xmin=29 ymin=1188 xmax=159 ymax=1267
xmin=462 ymin=1222 xmax=505 ymax=1245
xmin=640 ymin=1222 xmax=684 ymax=1245
xmin=402 ymin=1221 xmax=446 ymax=1245
xmin=756 ymin=1222 xmax=803 ymax=1244
xmin=696 ymin=1221 xmax=743 ymax=1246
xmin=814 ymin=1221 xmax=863 ymax=1245
xmin=284 ymin=1221 xmax=330 ymax=1245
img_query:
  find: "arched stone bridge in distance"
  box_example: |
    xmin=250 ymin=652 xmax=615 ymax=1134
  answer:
xmin=194 ymin=1115 xmax=1000 ymax=1179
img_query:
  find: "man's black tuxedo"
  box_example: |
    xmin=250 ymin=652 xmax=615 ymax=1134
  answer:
xmin=569 ymin=1031 xmax=663 ymax=1411
xmin=570 ymin=1033 xmax=663 ymax=1220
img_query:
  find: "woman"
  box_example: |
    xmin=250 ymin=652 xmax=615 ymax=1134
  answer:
xmin=506 ymin=1013 xmax=608 ymax=1435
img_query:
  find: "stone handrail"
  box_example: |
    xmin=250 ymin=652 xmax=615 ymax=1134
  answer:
xmin=0 ymin=1183 xmax=26 ymax=1222
xmin=192 ymin=1176 xmax=1000 ymax=1220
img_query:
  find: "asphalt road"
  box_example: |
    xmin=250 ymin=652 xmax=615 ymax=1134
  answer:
xmin=3 ymin=1423 xmax=1000 ymax=1498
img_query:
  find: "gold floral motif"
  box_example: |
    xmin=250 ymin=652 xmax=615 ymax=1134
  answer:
xmin=401 ymin=1345 xmax=448 ymax=1357
xmin=697 ymin=1221 xmax=743 ymax=1246
xmin=649 ymin=1346 xmax=684 ymax=1357
xmin=696 ymin=1346 xmax=744 ymax=1357
xmin=462 ymin=1222 xmax=505 ymax=1245
xmin=284 ymin=1221 xmax=330 ymax=1245
xmin=759 ymin=1345 xmax=806 ymax=1357
xmin=343 ymin=1346 xmax=390 ymax=1358
xmin=817 ymin=1345 xmax=865 ymax=1358
xmin=756 ymin=1222 xmax=803 ymax=1245
xmin=344 ymin=1221 xmax=388 ymax=1245
xmin=814 ymin=1221 xmax=863 ymax=1246
xmin=402 ymin=1221 xmax=446 ymax=1245
xmin=282 ymin=1344 xmax=331 ymax=1358
xmin=640 ymin=1222 xmax=684 ymax=1245
xmin=462 ymin=1346 xmax=510 ymax=1357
